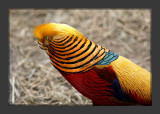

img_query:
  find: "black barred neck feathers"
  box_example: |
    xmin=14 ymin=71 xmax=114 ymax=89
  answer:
xmin=33 ymin=23 xmax=109 ymax=73
xmin=47 ymin=34 xmax=109 ymax=73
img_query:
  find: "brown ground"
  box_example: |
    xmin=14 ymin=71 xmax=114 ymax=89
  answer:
xmin=9 ymin=9 xmax=151 ymax=105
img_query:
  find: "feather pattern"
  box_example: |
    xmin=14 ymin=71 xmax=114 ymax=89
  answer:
xmin=60 ymin=67 xmax=136 ymax=105
xmin=33 ymin=23 xmax=152 ymax=105
xmin=95 ymin=54 xmax=151 ymax=105
xmin=46 ymin=35 xmax=107 ymax=73
xmin=111 ymin=56 xmax=152 ymax=105
xmin=96 ymin=50 xmax=119 ymax=65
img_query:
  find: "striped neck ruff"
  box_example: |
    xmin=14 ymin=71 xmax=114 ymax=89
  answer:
xmin=47 ymin=34 xmax=108 ymax=73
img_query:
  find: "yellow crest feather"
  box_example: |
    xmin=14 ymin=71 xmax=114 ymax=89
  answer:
xmin=33 ymin=23 xmax=84 ymax=41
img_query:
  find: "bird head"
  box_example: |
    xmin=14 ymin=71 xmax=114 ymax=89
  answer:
xmin=33 ymin=23 xmax=84 ymax=50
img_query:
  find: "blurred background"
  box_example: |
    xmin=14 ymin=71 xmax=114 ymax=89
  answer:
xmin=9 ymin=9 xmax=151 ymax=105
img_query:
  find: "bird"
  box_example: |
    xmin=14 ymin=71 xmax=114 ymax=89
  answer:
xmin=33 ymin=23 xmax=151 ymax=106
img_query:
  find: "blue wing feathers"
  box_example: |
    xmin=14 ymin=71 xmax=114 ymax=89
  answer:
xmin=112 ymin=78 xmax=132 ymax=101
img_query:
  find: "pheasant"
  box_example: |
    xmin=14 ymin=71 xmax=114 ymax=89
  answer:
xmin=33 ymin=23 xmax=151 ymax=106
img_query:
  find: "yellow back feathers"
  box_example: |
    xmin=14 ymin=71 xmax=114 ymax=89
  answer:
xmin=111 ymin=56 xmax=151 ymax=104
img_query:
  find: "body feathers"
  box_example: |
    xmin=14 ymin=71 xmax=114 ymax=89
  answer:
xmin=33 ymin=23 xmax=152 ymax=105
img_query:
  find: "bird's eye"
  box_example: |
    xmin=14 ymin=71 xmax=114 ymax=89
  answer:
xmin=45 ymin=36 xmax=49 ymax=39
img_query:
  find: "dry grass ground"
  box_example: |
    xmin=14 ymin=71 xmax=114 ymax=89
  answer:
xmin=9 ymin=9 xmax=151 ymax=105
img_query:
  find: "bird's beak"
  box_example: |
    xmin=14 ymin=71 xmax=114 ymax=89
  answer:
xmin=37 ymin=41 xmax=48 ymax=50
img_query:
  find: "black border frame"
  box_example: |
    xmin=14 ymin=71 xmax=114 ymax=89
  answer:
xmin=2 ymin=1 xmax=159 ymax=114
